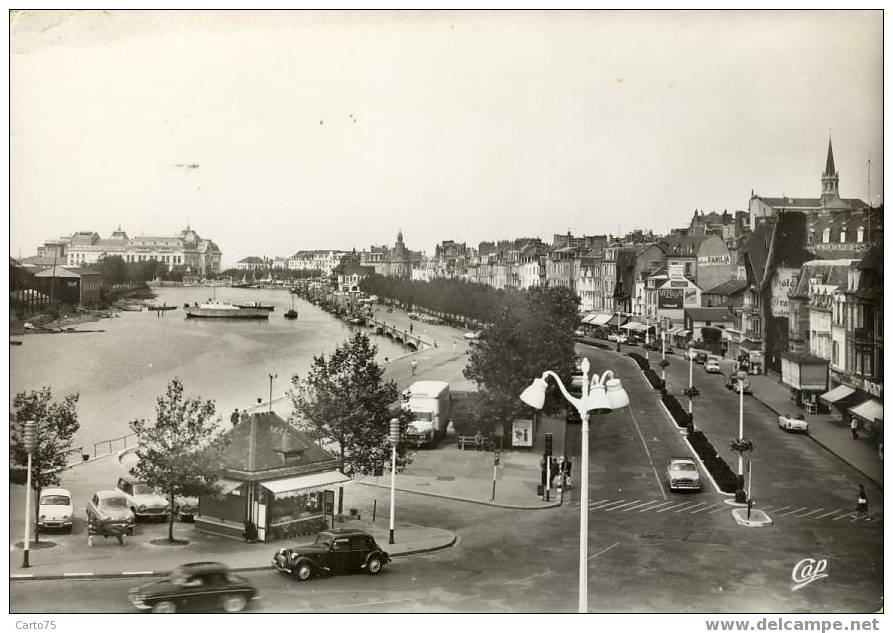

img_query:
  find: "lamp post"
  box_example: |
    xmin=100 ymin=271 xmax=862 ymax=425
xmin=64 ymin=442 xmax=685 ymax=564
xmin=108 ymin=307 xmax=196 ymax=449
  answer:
xmin=735 ymin=370 xmax=748 ymax=503
xmin=520 ymin=358 xmax=629 ymax=613
xmin=21 ymin=420 xmax=37 ymax=568
xmin=388 ymin=417 xmax=400 ymax=544
xmin=645 ymin=321 xmax=650 ymax=362
xmin=615 ymin=309 xmax=621 ymax=352
xmin=268 ymin=374 xmax=277 ymax=413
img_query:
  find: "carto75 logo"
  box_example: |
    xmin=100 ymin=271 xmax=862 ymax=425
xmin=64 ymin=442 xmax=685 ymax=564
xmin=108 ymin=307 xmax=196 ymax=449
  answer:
xmin=791 ymin=558 xmax=829 ymax=591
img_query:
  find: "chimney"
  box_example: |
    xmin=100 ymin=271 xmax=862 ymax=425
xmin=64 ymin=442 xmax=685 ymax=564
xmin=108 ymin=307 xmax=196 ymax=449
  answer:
xmin=248 ymin=413 xmax=257 ymax=471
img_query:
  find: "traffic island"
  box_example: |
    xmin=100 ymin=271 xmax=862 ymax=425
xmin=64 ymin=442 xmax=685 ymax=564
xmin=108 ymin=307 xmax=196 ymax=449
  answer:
xmin=732 ymin=508 xmax=773 ymax=527
xmin=12 ymin=541 xmax=57 ymax=550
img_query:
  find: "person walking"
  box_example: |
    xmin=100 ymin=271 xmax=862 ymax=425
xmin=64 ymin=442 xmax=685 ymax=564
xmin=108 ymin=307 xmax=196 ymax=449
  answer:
xmin=851 ymin=418 xmax=859 ymax=440
xmin=410 ymin=359 xmax=418 ymax=375
xmin=856 ymin=484 xmax=869 ymax=515
xmin=453 ymin=340 xmax=457 ymax=353
xmin=240 ymin=409 xmax=250 ymax=426
xmin=230 ymin=408 xmax=240 ymax=427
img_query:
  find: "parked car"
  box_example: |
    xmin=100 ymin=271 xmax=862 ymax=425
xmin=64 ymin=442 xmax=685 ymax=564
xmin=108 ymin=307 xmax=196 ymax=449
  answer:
xmin=778 ymin=413 xmax=809 ymax=434
xmin=684 ymin=348 xmax=698 ymax=360
xmin=173 ymin=495 xmax=200 ymax=522
xmin=86 ymin=490 xmax=135 ymax=535
xmin=694 ymin=352 xmax=708 ymax=365
xmin=129 ymin=562 xmax=258 ymax=613
xmin=272 ymin=528 xmax=391 ymax=581
xmin=574 ymin=328 xmax=586 ymax=337
xmin=725 ymin=373 xmax=752 ymax=394
xmin=608 ymin=333 xmax=628 ymax=344
xmin=116 ymin=476 xmax=170 ymax=521
xmin=666 ymin=457 xmax=701 ymax=492
xmin=704 ymin=356 xmax=722 ymax=374
xmin=463 ymin=330 xmax=481 ymax=340
xmin=37 ymin=487 xmax=74 ymax=533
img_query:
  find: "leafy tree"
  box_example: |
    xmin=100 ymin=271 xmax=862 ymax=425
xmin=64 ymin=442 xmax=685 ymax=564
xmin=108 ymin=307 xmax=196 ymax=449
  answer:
xmin=11 ymin=388 xmax=80 ymax=543
xmin=464 ymin=286 xmax=581 ymax=429
xmin=130 ymin=379 xmax=229 ymax=543
xmin=289 ymin=332 xmax=413 ymax=476
xmin=92 ymin=255 xmax=129 ymax=285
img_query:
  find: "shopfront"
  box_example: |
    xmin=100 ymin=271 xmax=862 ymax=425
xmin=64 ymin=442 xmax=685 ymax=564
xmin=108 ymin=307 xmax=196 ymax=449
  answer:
xmin=780 ymin=351 xmax=829 ymax=412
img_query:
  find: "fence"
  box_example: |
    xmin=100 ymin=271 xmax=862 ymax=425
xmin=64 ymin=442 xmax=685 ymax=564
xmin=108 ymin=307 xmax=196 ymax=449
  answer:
xmin=93 ymin=432 xmax=138 ymax=459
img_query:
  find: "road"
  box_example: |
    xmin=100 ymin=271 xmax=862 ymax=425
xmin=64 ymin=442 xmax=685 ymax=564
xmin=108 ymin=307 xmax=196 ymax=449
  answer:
xmin=12 ymin=341 xmax=882 ymax=613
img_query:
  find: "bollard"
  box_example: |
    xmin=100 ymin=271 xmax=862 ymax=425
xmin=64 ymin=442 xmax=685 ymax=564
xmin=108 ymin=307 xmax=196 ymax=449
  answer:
xmin=372 ymin=499 xmax=377 ymax=522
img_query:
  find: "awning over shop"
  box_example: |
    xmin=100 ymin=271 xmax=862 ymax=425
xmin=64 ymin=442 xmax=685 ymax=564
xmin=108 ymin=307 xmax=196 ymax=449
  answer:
xmin=260 ymin=471 xmax=352 ymax=500
xmin=590 ymin=313 xmax=613 ymax=326
xmin=849 ymin=399 xmax=883 ymax=424
xmin=666 ymin=327 xmax=683 ymax=336
xmin=606 ymin=314 xmax=629 ymax=327
xmin=621 ymin=322 xmax=648 ymax=332
xmin=820 ymin=385 xmax=856 ymax=405
xmin=216 ymin=478 xmax=243 ymax=495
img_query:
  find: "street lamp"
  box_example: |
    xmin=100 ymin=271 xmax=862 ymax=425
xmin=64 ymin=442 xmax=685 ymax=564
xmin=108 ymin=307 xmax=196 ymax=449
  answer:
xmin=21 ymin=420 xmax=37 ymax=568
xmin=388 ymin=418 xmax=400 ymax=544
xmin=519 ymin=358 xmax=629 ymax=613
xmin=734 ymin=370 xmax=748 ymax=503
xmin=268 ymin=374 xmax=277 ymax=413
xmin=682 ymin=342 xmax=699 ymax=431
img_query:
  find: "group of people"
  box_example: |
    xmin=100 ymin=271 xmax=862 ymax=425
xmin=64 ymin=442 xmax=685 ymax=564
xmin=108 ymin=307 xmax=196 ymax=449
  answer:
xmin=541 ymin=455 xmax=573 ymax=490
xmin=230 ymin=408 xmax=250 ymax=427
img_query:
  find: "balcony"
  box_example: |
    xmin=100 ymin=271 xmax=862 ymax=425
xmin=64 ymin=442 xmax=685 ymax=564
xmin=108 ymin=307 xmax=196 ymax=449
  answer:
xmin=853 ymin=327 xmax=875 ymax=344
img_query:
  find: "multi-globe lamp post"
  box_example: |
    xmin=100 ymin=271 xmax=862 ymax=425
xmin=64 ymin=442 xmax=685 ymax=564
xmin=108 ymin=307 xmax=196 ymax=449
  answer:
xmin=682 ymin=341 xmax=699 ymax=432
xmin=21 ymin=420 xmax=37 ymax=568
xmin=520 ymin=358 xmax=629 ymax=613
xmin=388 ymin=417 xmax=400 ymax=545
xmin=731 ymin=369 xmax=754 ymax=503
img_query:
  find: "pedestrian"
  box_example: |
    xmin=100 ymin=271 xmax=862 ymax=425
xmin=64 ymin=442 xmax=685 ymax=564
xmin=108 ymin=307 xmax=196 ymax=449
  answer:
xmin=240 ymin=409 xmax=249 ymax=426
xmin=561 ymin=456 xmax=573 ymax=490
xmin=453 ymin=340 xmax=457 ymax=353
xmin=856 ymin=484 xmax=869 ymax=515
xmin=243 ymin=519 xmax=258 ymax=543
xmin=410 ymin=359 xmax=418 ymax=375
xmin=409 ymin=323 xmax=413 ymax=334
xmin=851 ymin=418 xmax=859 ymax=440
xmin=231 ymin=408 xmax=240 ymax=427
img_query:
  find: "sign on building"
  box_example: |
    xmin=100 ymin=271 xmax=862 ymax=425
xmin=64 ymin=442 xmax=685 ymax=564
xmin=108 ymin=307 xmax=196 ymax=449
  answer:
xmin=770 ymin=267 xmax=798 ymax=317
xmin=659 ymin=288 xmax=683 ymax=309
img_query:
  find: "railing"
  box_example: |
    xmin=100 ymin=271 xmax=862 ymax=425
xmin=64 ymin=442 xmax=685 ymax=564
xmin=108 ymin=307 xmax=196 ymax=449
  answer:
xmin=93 ymin=432 xmax=138 ymax=459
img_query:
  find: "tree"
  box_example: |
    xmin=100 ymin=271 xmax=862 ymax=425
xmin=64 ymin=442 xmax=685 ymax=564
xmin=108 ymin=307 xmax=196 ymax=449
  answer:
xmin=11 ymin=387 xmax=80 ymax=543
xmin=92 ymin=255 xmax=128 ymax=285
xmin=464 ymin=286 xmax=580 ymax=430
xmin=130 ymin=379 xmax=229 ymax=543
xmin=289 ymin=332 xmax=414 ymax=476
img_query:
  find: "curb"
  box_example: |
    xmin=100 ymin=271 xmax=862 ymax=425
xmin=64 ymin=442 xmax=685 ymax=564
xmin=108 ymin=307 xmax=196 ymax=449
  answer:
xmin=355 ymin=480 xmax=561 ymax=510
xmin=8 ymin=536 xmax=461 ymax=581
xmin=749 ymin=393 xmax=883 ymax=489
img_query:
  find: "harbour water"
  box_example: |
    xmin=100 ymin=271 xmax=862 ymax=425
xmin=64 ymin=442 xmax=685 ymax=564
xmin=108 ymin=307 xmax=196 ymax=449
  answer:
xmin=9 ymin=287 xmax=408 ymax=453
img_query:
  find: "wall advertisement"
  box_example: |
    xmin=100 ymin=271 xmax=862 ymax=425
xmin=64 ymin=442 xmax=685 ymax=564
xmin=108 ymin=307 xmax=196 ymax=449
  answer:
xmin=770 ymin=267 xmax=798 ymax=318
xmin=659 ymin=288 xmax=684 ymax=309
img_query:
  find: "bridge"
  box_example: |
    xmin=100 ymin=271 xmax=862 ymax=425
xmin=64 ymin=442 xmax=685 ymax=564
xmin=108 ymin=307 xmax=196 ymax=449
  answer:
xmin=367 ymin=317 xmax=430 ymax=351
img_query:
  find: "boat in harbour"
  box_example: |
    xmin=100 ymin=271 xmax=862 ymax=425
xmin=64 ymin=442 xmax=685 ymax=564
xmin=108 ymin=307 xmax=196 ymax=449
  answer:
xmin=284 ymin=294 xmax=298 ymax=320
xmin=184 ymin=302 xmax=269 ymax=319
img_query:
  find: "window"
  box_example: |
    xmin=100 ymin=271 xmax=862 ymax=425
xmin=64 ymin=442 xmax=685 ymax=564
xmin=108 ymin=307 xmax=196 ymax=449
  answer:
xmin=840 ymin=230 xmax=846 ymax=243
xmin=822 ymin=228 xmax=830 ymax=243
xmin=857 ymin=227 xmax=864 ymax=243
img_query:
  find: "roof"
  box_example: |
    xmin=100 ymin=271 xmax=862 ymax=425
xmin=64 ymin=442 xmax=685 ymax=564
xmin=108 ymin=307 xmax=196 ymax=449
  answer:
xmin=237 ymin=256 xmax=266 ymax=264
xmin=702 ymin=279 xmax=748 ymax=296
xmin=218 ymin=411 xmax=338 ymax=479
xmin=684 ymin=307 xmax=735 ymax=322
xmin=780 ymin=350 xmax=830 ymax=364
xmin=757 ymin=196 xmax=868 ymax=211
xmin=824 ymin=139 xmax=836 ymax=176
xmin=789 ymin=259 xmax=855 ymax=299
xmin=657 ymin=234 xmax=712 ymax=256
xmin=96 ymin=489 xmax=127 ymax=498
xmin=34 ymin=266 xmax=101 ymax=278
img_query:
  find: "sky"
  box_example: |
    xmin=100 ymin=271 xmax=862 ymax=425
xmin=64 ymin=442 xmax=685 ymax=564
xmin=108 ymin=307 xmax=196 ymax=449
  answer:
xmin=9 ymin=10 xmax=883 ymax=268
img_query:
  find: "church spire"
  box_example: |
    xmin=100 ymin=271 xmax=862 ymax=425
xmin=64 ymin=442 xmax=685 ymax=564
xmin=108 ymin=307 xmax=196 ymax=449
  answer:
xmin=821 ymin=136 xmax=839 ymax=203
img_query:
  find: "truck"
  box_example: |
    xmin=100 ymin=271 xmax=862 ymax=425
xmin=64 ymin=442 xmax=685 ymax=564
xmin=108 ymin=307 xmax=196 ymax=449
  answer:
xmin=401 ymin=380 xmax=451 ymax=448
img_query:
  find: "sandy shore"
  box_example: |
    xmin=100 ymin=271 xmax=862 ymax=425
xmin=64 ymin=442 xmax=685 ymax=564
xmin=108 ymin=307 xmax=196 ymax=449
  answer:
xmin=10 ymin=310 xmax=109 ymax=335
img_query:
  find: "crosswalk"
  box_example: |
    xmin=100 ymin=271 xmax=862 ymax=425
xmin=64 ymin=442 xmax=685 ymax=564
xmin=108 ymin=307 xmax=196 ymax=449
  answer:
xmin=564 ymin=497 xmax=880 ymax=523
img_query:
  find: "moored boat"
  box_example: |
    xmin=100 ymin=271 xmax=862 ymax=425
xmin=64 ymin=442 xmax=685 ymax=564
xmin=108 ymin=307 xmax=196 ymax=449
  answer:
xmin=185 ymin=302 xmax=269 ymax=319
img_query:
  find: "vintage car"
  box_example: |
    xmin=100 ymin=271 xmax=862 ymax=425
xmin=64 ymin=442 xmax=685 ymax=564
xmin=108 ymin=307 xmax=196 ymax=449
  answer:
xmin=272 ymin=528 xmax=391 ymax=581
xmin=667 ymin=457 xmax=701 ymax=491
xmin=37 ymin=487 xmax=74 ymax=533
xmin=608 ymin=333 xmax=628 ymax=344
xmin=173 ymin=495 xmax=199 ymax=522
xmin=129 ymin=562 xmax=258 ymax=613
xmin=117 ymin=476 xmax=170 ymax=521
xmin=704 ymin=356 xmax=722 ymax=374
xmin=778 ymin=413 xmax=809 ymax=434
xmin=463 ymin=330 xmax=481 ymax=340
xmin=86 ymin=490 xmax=135 ymax=535
xmin=725 ymin=373 xmax=752 ymax=394
xmin=574 ymin=328 xmax=586 ymax=338
xmin=694 ymin=351 xmax=708 ymax=365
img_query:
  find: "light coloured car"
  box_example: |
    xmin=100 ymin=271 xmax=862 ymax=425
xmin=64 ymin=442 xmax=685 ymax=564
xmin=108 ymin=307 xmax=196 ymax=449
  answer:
xmin=463 ymin=331 xmax=481 ymax=340
xmin=705 ymin=357 xmax=722 ymax=373
xmin=574 ymin=328 xmax=586 ymax=337
xmin=117 ymin=476 xmax=170 ymax=521
xmin=37 ymin=487 xmax=74 ymax=533
xmin=667 ymin=458 xmax=701 ymax=492
xmin=608 ymin=333 xmax=628 ymax=344
xmin=86 ymin=490 xmax=135 ymax=534
xmin=778 ymin=413 xmax=809 ymax=434
xmin=173 ymin=495 xmax=200 ymax=522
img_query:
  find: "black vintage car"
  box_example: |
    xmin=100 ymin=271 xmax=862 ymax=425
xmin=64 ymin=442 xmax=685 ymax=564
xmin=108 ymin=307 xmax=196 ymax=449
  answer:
xmin=128 ymin=562 xmax=258 ymax=613
xmin=272 ymin=528 xmax=391 ymax=581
